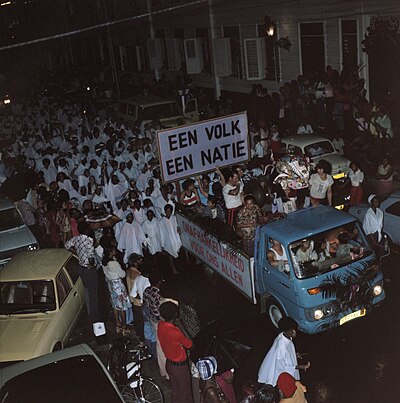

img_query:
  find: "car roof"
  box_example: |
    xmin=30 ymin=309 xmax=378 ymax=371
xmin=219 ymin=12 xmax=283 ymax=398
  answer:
xmin=259 ymin=206 xmax=356 ymax=244
xmin=0 ymin=249 xmax=73 ymax=282
xmin=118 ymin=96 xmax=177 ymax=107
xmin=0 ymin=196 xmax=14 ymax=211
xmin=281 ymin=134 xmax=332 ymax=147
xmin=0 ymin=344 xmax=97 ymax=387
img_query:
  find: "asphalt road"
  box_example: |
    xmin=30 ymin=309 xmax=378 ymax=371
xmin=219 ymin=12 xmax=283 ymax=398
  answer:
xmin=69 ymin=247 xmax=400 ymax=403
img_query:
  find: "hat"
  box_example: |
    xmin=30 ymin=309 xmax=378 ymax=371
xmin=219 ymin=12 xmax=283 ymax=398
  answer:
xmin=196 ymin=356 xmax=217 ymax=380
xmin=277 ymin=372 xmax=297 ymax=398
xmin=278 ymin=317 xmax=298 ymax=332
xmin=368 ymin=194 xmax=377 ymax=204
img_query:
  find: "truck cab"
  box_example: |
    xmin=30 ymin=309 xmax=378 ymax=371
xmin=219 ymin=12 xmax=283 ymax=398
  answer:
xmin=114 ymin=96 xmax=199 ymax=128
xmin=255 ymin=206 xmax=385 ymax=333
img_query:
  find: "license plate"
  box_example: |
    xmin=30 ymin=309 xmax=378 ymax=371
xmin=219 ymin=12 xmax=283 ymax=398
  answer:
xmin=339 ymin=309 xmax=366 ymax=325
xmin=333 ymin=172 xmax=345 ymax=179
xmin=335 ymin=204 xmax=345 ymax=210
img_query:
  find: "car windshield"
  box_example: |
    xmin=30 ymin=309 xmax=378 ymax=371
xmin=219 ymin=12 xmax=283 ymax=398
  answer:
xmin=304 ymin=141 xmax=335 ymax=157
xmin=0 ymin=355 xmax=123 ymax=403
xmin=139 ymin=102 xmax=181 ymax=120
xmin=289 ymin=221 xmax=373 ymax=279
xmin=0 ymin=280 xmax=56 ymax=314
xmin=0 ymin=207 xmax=24 ymax=231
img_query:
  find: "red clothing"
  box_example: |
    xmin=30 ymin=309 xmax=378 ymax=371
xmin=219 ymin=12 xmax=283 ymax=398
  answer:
xmin=158 ymin=321 xmax=192 ymax=362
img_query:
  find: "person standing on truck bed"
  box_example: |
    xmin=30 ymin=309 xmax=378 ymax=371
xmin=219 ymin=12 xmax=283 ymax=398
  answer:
xmin=268 ymin=239 xmax=289 ymax=272
xmin=223 ymin=170 xmax=244 ymax=227
xmin=258 ymin=317 xmax=310 ymax=386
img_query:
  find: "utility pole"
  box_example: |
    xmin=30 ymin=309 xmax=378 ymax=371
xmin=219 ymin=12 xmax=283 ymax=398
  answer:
xmin=208 ymin=0 xmax=221 ymax=100
xmin=146 ymin=0 xmax=160 ymax=81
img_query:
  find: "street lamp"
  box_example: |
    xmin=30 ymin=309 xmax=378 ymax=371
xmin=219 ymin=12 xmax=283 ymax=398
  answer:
xmin=264 ymin=15 xmax=275 ymax=37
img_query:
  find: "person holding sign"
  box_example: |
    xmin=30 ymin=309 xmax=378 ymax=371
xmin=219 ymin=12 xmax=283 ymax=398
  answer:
xmin=179 ymin=178 xmax=201 ymax=213
xmin=223 ymin=170 xmax=244 ymax=228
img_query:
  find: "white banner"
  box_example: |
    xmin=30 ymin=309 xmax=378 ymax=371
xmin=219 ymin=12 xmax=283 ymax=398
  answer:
xmin=177 ymin=213 xmax=256 ymax=304
xmin=157 ymin=112 xmax=249 ymax=183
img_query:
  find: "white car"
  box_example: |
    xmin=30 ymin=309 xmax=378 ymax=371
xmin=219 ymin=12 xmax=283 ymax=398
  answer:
xmin=0 ymin=197 xmax=38 ymax=268
xmin=281 ymin=134 xmax=351 ymax=180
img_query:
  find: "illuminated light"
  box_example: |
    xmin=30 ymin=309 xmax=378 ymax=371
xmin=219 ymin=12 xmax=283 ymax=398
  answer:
xmin=335 ymin=204 xmax=345 ymax=210
xmin=333 ymin=172 xmax=345 ymax=179
xmin=4 ymin=99 xmax=10 ymax=104
xmin=0 ymin=1 xmax=12 ymax=6
xmin=314 ymin=309 xmax=324 ymax=320
xmin=307 ymin=287 xmax=320 ymax=295
xmin=373 ymin=284 xmax=382 ymax=296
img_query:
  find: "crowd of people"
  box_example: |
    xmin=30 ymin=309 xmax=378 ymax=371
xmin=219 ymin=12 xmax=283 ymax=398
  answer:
xmin=0 ymin=61 xmax=396 ymax=403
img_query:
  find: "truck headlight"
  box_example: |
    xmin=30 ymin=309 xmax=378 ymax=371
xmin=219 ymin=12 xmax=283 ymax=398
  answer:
xmin=314 ymin=309 xmax=324 ymax=320
xmin=306 ymin=304 xmax=335 ymax=321
xmin=27 ymin=244 xmax=38 ymax=251
xmin=373 ymin=284 xmax=383 ymax=296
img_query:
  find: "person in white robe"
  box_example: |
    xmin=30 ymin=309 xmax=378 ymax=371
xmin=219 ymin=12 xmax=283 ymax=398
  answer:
xmin=113 ymin=199 xmax=133 ymax=240
xmin=258 ymin=317 xmax=310 ymax=386
xmin=117 ymin=213 xmax=147 ymax=263
xmin=159 ymin=205 xmax=182 ymax=274
xmin=132 ymin=199 xmax=146 ymax=225
xmin=141 ymin=210 xmax=162 ymax=255
xmin=104 ymin=174 xmax=128 ymax=210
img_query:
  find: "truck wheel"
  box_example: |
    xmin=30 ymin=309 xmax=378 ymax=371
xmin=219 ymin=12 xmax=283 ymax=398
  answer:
xmin=267 ymin=299 xmax=285 ymax=329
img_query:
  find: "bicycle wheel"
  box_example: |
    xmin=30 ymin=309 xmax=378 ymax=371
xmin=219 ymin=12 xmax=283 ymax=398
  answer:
xmin=107 ymin=345 xmax=127 ymax=386
xmin=122 ymin=378 xmax=164 ymax=403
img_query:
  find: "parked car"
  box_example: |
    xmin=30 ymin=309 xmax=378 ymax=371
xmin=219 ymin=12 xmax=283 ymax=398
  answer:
xmin=348 ymin=190 xmax=400 ymax=245
xmin=0 ymin=344 xmax=125 ymax=402
xmin=114 ymin=95 xmax=199 ymax=127
xmin=0 ymin=249 xmax=85 ymax=364
xmin=0 ymin=196 xmax=38 ymax=268
xmin=281 ymin=134 xmax=351 ymax=209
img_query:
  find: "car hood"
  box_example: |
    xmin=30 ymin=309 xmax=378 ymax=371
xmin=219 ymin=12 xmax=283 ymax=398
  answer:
xmin=0 ymin=225 xmax=37 ymax=253
xmin=0 ymin=314 xmax=53 ymax=362
xmin=313 ymin=154 xmax=350 ymax=175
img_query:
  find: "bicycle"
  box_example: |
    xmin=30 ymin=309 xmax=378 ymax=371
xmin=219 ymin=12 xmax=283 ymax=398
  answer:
xmin=107 ymin=337 xmax=164 ymax=403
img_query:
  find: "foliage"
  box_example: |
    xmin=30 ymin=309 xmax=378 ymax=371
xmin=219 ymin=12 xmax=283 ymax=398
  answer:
xmin=276 ymin=37 xmax=291 ymax=51
xmin=362 ymin=20 xmax=400 ymax=55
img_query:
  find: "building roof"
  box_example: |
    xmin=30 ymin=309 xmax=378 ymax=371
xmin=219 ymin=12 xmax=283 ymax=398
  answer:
xmin=259 ymin=206 xmax=356 ymax=244
xmin=0 ymin=249 xmax=73 ymax=282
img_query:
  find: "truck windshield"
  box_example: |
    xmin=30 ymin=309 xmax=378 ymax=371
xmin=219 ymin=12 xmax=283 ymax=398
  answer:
xmin=139 ymin=103 xmax=181 ymax=121
xmin=289 ymin=221 xmax=373 ymax=279
xmin=304 ymin=141 xmax=334 ymax=157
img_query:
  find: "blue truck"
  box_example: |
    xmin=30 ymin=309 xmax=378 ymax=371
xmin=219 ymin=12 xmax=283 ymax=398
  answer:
xmin=177 ymin=206 xmax=385 ymax=333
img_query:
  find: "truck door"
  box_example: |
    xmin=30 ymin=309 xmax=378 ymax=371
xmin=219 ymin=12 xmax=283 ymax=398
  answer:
xmin=260 ymin=234 xmax=299 ymax=318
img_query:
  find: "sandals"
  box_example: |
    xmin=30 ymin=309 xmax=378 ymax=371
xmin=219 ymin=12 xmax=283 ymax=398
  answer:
xmin=122 ymin=327 xmax=132 ymax=336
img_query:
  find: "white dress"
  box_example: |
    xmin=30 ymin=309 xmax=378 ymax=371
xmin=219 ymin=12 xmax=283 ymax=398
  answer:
xmin=258 ymin=332 xmax=300 ymax=385
xmin=141 ymin=218 xmax=163 ymax=255
xmin=117 ymin=221 xmax=147 ymax=262
xmin=159 ymin=215 xmax=182 ymax=258
xmin=363 ymin=207 xmax=384 ymax=242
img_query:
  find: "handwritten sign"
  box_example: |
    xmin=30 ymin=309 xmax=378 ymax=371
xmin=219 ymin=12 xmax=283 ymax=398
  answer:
xmin=176 ymin=213 xmax=256 ymax=304
xmin=157 ymin=112 xmax=249 ymax=182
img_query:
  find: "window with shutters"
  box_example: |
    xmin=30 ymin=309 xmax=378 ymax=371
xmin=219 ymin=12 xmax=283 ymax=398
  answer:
xmin=222 ymin=26 xmax=242 ymax=78
xmin=195 ymin=27 xmax=211 ymax=74
xmin=341 ymin=20 xmax=358 ymax=71
xmin=243 ymin=38 xmax=266 ymax=80
xmin=300 ymin=22 xmax=325 ymax=78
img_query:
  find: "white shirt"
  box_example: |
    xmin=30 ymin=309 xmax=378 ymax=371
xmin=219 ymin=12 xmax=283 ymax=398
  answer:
xmin=349 ymin=169 xmax=364 ymax=187
xmin=102 ymin=260 xmax=126 ymax=281
xmin=363 ymin=207 xmax=384 ymax=242
xmin=130 ymin=275 xmax=151 ymax=301
xmin=223 ymin=183 xmax=243 ymax=209
xmin=309 ymin=173 xmax=333 ymax=200
xmin=258 ymin=332 xmax=299 ymax=385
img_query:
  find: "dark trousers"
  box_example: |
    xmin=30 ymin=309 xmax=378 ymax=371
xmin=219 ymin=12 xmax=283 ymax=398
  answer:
xmin=78 ymin=265 xmax=102 ymax=323
xmin=166 ymin=360 xmax=194 ymax=403
xmin=133 ymin=304 xmax=144 ymax=341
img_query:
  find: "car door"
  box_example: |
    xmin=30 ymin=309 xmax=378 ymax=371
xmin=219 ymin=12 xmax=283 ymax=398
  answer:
xmin=260 ymin=234 xmax=299 ymax=311
xmin=65 ymin=256 xmax=84 ymax=308
xmin=56 ymin=268 xmax=81 ymax=341
xmin=383 ymin=200 xmax=400 ymax=244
